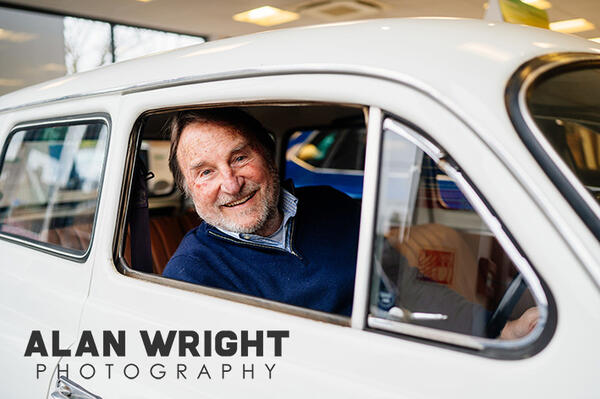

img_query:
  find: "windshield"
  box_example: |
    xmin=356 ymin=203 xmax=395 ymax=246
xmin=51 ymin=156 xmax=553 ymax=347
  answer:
xmin=527 ymin=67 xmax=600 ymax=205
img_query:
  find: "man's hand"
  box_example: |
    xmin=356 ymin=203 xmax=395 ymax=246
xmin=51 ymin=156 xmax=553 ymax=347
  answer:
xmin=499 ymin=307 xmax=539 ymax=340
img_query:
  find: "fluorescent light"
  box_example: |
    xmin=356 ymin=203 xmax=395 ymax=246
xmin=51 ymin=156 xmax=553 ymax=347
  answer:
xmin=233 ymin=6 xmax=299 ymax=27
xmin=549 ymin=18 xmax=595 ymax=34
xmin=0 ymin=28 xmax=37 ymax=42
xmin=136 ymin=0 xmax=153 ymax=2
xmin=520 ymin=0 xmax=552 ymax=10
xmin=590 ymin=37 xmax=600 ymax=43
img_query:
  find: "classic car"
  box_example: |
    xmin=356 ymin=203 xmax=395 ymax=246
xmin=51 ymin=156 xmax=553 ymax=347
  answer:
xmin=0 ymin=17 xmax=598 ymax=398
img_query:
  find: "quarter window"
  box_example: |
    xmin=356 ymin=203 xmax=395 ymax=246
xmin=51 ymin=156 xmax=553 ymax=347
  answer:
xmin=0 ymin=119 xmax=108 ymax=255
xmin=368 ymin=120 xmax=547 ymax=346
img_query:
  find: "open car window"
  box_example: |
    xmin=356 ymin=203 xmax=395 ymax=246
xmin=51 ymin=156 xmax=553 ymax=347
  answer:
xmin=119 ymin=104 xmax=367 ymax=321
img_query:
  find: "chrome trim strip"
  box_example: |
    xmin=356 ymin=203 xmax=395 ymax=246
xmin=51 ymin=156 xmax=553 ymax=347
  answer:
xmin=352 ymin=107 xmax=383 ymax=329
xmin=0 ymin=114 xmax=111 ymax=262
xmin=439 ymin=160 xmax=548 ymax=350
xmin=440 ymin=161 xmax=548 ymax=307
xmin=383 ymin=119 xmax=445 ymax=162
xmin=368 ymin=315 xmax=484 ymax=350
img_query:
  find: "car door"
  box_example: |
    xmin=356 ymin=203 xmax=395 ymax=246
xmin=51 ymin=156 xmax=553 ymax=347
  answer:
xmin=0 ymin=95 xmax=116 ymax=398
xmin=54 ymin=72 xmax=599 ymax=398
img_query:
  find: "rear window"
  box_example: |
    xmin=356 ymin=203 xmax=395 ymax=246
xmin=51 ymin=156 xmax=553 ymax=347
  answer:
xmin=527 ymin=67 xmax=600 ymax=205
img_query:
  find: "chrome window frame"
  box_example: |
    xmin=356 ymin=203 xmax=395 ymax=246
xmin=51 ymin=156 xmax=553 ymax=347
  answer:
xmin=505 ymin=53 xmax=600 ymax=241
xmin=366 ymin=116 xmax=555 ymax=359
xmin=0 ymin=113 xmax=111 ymax=262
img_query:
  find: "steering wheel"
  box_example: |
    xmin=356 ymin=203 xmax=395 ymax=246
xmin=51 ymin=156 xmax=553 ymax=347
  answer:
xmin=486 ymin=273 xmax=527 ymax=338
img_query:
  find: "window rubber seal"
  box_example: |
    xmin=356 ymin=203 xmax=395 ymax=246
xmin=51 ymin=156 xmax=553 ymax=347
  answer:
xmin=505 ymin=53 xmax=600 ymax=242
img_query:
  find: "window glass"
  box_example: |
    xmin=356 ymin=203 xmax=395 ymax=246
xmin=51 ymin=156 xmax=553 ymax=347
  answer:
xmin=0 ymin=5 xmax=206 ymax=96
xmin=370 ymin=123 xmax=540 ymax=340
xmin=113 ymin=25 xmax=205 ymax=63
xmin=527 ymin=67 xmax=600 ymax=205
xmin=0 ymin=121 xmax=108 ymax=254
xmin=64 ymin=17 xmax=112 ymax=74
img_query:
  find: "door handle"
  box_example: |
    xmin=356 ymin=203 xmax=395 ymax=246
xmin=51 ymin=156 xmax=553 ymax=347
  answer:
xmin=51 ymin=376 xmax=102 ymax=399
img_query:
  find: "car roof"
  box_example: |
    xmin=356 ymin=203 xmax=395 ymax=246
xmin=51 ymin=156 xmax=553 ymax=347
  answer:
xmin=1 ymin=17 xmax=599 ymax=112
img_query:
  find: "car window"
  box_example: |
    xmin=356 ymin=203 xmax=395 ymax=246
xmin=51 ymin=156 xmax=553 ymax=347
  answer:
xmin=527 ymin=67 xmax=600 ymax=205
xmin=368 ymin=119 xmax=548 ymax=346
xmin=120 ymin=105 xmax=365 ymax=322
xmin=0 ymin=119 xmax=108 ymax=255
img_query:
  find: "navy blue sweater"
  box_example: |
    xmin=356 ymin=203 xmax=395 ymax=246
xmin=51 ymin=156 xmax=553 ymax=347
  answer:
xmin=162 ymin=186 xmax=360 ymax=316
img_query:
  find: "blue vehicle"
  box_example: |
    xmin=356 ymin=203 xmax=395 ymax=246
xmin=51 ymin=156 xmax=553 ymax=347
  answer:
xmin=285 ymin=125 xmax=366 ymax=198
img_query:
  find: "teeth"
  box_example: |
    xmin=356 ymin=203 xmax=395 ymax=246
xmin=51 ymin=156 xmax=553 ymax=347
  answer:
xmin=224 ymin=192 xmax=254 ymax=207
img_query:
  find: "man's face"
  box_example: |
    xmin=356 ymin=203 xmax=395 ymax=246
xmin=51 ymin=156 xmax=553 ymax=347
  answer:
xmin=177 ymin=121 xmax=279 ymax=234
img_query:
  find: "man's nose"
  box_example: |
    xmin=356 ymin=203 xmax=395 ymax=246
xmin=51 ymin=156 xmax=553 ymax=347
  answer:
xmin=220 ymin=169 xmax=243 ymax=194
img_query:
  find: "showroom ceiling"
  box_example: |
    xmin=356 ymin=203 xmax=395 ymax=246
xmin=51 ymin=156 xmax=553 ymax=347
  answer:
xmin=1 ymin=0 xmax=599 ymax=40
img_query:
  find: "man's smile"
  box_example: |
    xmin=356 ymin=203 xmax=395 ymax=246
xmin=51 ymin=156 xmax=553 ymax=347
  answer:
xmin=222 ymin=190 xmax=257 ymax=208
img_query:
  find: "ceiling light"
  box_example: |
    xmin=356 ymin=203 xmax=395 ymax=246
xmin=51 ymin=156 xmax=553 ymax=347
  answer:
xmin=0 ymin=28 xmax=37 ymax=42
xmin=136 ymin=0 xmax=153 ymax=2
xmin=520 ymin=0 xmax=552 ymax=10
xmin=549 ymin=18 xmax=595 ymax=34
xmin=233 ymin=6 xmax=299 ymax=27
xmin=590 ymin=37 xmax=600 ymax=43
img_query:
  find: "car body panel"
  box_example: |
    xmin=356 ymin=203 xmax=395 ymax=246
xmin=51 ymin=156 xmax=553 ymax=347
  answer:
xmin=0 ymin=18 xmax=598 ymax=398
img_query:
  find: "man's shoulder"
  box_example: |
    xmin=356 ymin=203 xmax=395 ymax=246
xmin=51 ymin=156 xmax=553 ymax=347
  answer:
xmin=162 ymin=223 xmax=211 ymax=277
xmin=171 ymin=223 xmax=210 ymax=254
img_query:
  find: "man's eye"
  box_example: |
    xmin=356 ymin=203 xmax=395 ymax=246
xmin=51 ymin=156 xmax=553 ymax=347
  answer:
xmin=200 ymin=169 xmax=212 ymax=177
xmin=234 ymin=155 xmax=247 ymax=163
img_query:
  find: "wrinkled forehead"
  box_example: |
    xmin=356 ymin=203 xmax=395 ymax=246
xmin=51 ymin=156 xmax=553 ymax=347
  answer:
xmin=181 ymin=120 xmax=257 ymax=149
xmin=177 ymin=120 xmax=263 ymax=165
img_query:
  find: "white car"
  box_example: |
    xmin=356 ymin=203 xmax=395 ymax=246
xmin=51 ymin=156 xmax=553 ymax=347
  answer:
xmin=0 ymin=18 xmax=599 ymax=399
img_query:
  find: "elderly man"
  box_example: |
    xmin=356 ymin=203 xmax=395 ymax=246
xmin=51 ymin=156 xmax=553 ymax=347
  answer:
xmin=162 ymin=108 xmax=359 ymax=316
xmin=162 ymin=108 xmax=537 ymax=339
